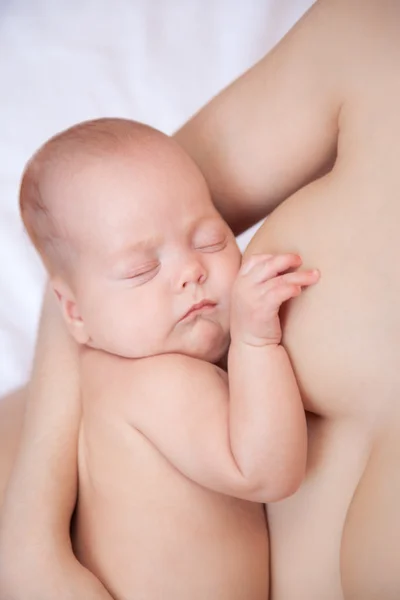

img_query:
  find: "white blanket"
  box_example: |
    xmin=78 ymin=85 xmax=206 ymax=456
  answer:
xmin=0 ymin=0 xmax=313 ymax=397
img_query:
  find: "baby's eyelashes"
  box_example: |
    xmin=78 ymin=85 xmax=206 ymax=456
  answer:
xmin=194 ymin=237 xmax=228 ymax=253
xmin=123 ymin=262 xmax=160 ymax=285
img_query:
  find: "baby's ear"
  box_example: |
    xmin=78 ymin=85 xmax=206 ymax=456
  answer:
xmin=51 ymin=277 xmax=90 ymax=345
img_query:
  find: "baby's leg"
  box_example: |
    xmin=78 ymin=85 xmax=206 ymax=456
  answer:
xmin=0 ymin=387 xmax=26 ymax=509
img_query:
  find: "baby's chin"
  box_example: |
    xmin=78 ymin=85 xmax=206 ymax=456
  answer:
xmin=180 ymin=328 xmax=230 ymax=365
xmin=86 ymin=318 xmax=230 ymax=364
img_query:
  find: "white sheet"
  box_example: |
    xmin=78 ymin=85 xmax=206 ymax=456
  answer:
xmin=0 ymin=0 xmax=314 ymax=397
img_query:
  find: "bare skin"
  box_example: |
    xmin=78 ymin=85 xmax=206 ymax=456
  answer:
xmin=174 ymin=1 xmax=400 ymax=598
xmin=0 ymin=389 xmax=25 ymax=508
xmin=0 ymin=290 xmax=116 ymax=600
xmin=73 ymin=351 xmax=270 ymax=600
xmin=1 ymin=0 xmax=400 ymax=598
xmin=1 ymin=120 xmax=318 ymax=600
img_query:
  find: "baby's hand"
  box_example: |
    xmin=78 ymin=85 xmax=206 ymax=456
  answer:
xmin=230 ymin=253 xmax=319 ymax=347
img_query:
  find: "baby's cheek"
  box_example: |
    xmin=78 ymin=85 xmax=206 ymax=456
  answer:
xmin=223 ymin=261 xmax=240 ymax=294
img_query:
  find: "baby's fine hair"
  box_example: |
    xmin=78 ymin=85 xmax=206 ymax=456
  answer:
xmin=20 ymin=117 xmax=163 ymax=275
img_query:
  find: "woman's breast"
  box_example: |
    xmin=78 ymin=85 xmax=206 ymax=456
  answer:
xmin=244 ymin=169 xmax=400 ymax=421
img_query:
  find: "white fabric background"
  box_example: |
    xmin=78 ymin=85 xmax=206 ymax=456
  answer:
xmin=0 ymin=0 xmax=314 ymax=397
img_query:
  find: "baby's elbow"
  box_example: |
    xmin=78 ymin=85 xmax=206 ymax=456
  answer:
xmin=249 ymin=464 xmax=306 ymax=504
xmin=268 ymin=471 xmax=304 ymax=503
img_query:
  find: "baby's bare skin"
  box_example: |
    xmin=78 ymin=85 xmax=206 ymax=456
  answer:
xmin=74 ymin=351 xmax=269 ymax=600
xmin=2 ymin=116 xmax=315 ymax=600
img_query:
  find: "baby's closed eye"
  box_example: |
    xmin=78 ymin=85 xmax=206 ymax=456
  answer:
xmin=195 ymin=237 xmax=228 ymax=252
xmin=124 ymin=261 xmax=160 ymax=284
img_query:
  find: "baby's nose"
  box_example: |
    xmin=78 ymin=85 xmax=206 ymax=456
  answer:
xmin=179 ymin=258 xmax=207 ymax=289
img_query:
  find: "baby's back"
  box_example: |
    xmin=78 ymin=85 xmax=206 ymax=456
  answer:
xmin=73 ymin=350 xmax=269 ymax=600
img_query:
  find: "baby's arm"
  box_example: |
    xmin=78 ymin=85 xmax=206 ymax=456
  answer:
xmin=124 ymin=254 xmax=317 ymax=503
xmin=0 ymin=286 xmax=113 ymax=599
xmin=227 ymin=253 xmax=316 ymax=499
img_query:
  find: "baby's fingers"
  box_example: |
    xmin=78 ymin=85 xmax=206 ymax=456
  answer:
xmin=262 ymin=269 xmax=320 ymax=309
xmin=280 ymin=269 xmax=320 ymax=288
xmin=241 ymin=253 xmax=303 ymax=282
xmin=264 ymin=282 xmax=303 ymax=307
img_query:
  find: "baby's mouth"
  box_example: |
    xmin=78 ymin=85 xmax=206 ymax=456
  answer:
xmin=179 ymin=300 xmax=217 ymax=321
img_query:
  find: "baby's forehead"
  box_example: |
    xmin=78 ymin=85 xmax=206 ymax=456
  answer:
xmin=40 ymin=127 xmax=212 ymax=234
xmin=41 ymin=122 xmax=173 ymax=181
xmin=52 ymin=137 xmax=183 ymax=196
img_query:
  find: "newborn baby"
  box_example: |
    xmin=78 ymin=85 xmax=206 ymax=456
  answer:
xmin=18 ymin=117 xmax=318 ymax=599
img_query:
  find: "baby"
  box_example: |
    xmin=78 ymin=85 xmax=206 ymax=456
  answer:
xmin=19 ymin=117 xmax=318 ymax=599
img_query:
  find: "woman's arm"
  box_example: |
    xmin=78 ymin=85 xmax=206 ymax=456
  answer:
xmin=0 ymin=285 xmax=113 ymax=599
xmin=174 ymin=0 xmax=340 ymax=235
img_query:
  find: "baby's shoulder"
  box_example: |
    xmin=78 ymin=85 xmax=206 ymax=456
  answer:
xmin=127 ymin=353 xmax=222 ymax=393
xmin=126 ymin=355 xmax=228 ymax=423
xmin=82 ymin=350 xmax=224 ymax=408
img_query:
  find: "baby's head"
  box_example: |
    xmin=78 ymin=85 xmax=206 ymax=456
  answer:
xmin=21 ymin=118 xmax=241 ymax=363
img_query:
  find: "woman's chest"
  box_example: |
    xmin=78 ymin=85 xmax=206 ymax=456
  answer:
xmin=244 ymin=175 xmax=400 ymax=420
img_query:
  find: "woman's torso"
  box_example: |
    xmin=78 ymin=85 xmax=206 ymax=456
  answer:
xmin=246 ymin=88 xmax=400 ymax=599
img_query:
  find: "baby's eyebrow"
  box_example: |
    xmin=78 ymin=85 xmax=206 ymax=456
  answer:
xmin=193 ymin=215 xmax=226 ymax=228
xmin=191 ymin=217 xmax=227 ymax=236
xmin=112 ymin=236 xmax=161 ymax=258
xmin=107 ymin=237 xmax=161 ymax=272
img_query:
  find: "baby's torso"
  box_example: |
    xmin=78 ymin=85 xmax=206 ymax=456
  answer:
xmin=74 ymin=354 xmax=269 ymax=600
xmin=246 ymin=85 xmax=400 ymax=600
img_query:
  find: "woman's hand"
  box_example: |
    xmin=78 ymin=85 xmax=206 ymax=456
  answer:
xmin=0 ymin=549 xmax=114 ymax=600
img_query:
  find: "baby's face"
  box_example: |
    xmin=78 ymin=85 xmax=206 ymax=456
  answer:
xmin=56 ymin=143 xmax=241 ymax=363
